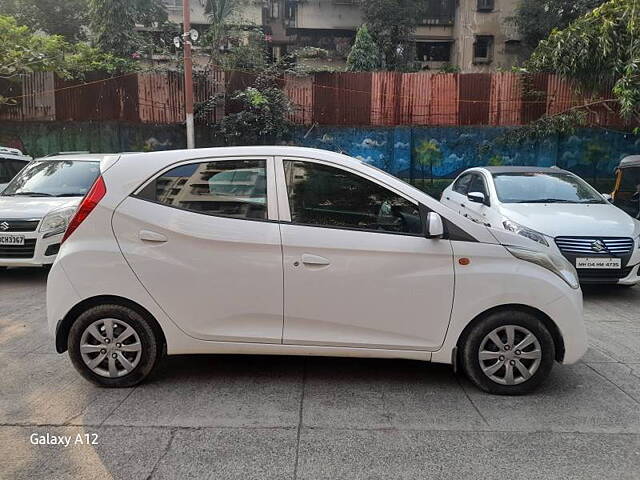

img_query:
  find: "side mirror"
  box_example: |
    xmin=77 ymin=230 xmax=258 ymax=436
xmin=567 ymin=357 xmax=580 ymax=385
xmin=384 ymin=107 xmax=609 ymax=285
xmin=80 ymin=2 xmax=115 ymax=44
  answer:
xmin=601 ymin=193 xmax=612 ymax=202
xmin=468 ymin=191 xmax=489 ymax=206
xmin=425 ymin=212 xmax=444 ymax=239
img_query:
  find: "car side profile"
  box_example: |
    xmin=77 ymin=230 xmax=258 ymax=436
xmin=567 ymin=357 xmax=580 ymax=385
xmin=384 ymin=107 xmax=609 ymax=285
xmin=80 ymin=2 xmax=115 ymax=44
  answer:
xmin=47 ymin=147 xmax=587 ymax=395
xmin=441 ymin=167 xmax=640 ymax=286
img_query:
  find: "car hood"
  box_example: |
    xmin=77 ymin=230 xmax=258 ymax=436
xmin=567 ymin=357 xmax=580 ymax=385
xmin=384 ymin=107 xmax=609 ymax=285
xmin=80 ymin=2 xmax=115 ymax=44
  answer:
xmin=499 ymin=203 xmax=639 ymax=238
xmin=0 ymin=196 xmax=81 ymax=219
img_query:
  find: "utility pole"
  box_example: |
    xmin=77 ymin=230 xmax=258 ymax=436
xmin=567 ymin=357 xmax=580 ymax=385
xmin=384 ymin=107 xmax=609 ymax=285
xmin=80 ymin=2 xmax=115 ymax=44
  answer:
xmin=183 ymin=0 xmax=195 ymax=149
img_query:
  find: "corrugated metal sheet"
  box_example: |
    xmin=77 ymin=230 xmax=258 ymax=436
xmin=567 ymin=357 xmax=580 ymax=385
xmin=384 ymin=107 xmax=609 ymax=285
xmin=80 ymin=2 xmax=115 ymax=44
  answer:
xmin=489 ymin=73 xmax=522 ymax=126
xmin=459 ymin=74 xmax=492 ymax=126
xmin=371 ymin=72 xmax=401 ymax=126
xmin=313 ymin=72 xmax=372 ymax=125
xmin=0 ymin=72 xmax=56 ymax=121
xmin=285 ymin=74 xmax=313 ymax=125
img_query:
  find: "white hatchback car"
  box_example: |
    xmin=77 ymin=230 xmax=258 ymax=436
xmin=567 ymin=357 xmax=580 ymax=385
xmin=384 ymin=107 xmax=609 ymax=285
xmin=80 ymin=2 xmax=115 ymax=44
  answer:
xmin=0 ymin=154 xmax=103 ymax=268
xmin=47 ymin=147 xmax=587 ymax=395
xmin=441 ymin=167 xmax=640 ymax=286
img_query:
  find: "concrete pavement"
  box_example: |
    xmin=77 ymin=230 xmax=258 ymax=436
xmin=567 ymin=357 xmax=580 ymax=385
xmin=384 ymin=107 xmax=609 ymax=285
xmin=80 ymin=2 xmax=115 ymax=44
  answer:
xmin=1 ymin=268 xmax=639 ymax=479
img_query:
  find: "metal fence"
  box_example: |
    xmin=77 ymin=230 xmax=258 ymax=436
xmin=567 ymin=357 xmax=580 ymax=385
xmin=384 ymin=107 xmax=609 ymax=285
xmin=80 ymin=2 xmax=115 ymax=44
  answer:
xmin=0 ymin=70 xmax=628 ymax=128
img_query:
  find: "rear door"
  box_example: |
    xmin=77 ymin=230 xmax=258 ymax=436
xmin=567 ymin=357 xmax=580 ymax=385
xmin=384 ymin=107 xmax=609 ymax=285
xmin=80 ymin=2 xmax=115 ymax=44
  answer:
xmin=112 ymin=156 xmax=284 ymax=343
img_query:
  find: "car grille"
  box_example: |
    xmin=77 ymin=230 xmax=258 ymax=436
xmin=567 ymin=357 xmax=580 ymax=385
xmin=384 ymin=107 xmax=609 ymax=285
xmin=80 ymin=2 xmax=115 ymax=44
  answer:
xmin=555 ymin=237 xmax=634 ymax=256
xmin=0 ymin=239 xmax=36 ymax=258
xmin=0 ymin=219 xmax=40 ymax=232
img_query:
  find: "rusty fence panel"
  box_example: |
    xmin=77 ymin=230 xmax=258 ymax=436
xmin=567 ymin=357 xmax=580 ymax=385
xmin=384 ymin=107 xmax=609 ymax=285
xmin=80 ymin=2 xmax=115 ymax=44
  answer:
xmin=285 ymin=74 xmax=313 ymax=125
xmin=55 ymin=73 xmax=139 ymax=122
xmin=313 ymin=72 xmax=372 ymax=125
xmin=458 ymin=73 xmax=492 ymax=126
xmin=371 ymin=72 xmax=401 ymax=126
xmin=0 ymin=72 xmax=56 ymax=122
xmin=489 ymin=73 xmax=522 ymax=126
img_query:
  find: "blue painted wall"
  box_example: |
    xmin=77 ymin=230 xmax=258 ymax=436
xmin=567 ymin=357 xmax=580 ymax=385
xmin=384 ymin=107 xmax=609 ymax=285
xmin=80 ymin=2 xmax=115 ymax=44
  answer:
xmin=292 ymin=126 xmax=640 ymax=184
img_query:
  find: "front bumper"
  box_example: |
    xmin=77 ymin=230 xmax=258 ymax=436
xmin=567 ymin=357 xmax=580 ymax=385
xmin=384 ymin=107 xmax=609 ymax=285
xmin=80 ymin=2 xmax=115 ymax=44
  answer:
xmin=0 ymin=230 xmax=63 ymax=267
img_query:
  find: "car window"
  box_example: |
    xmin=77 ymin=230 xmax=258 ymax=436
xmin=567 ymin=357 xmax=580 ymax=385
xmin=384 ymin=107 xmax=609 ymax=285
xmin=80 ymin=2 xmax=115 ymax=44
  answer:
xmin=283 ymin=160 xmax=422 ymax=234
xmin=0 ymin=159 xmax=26 ymax=183
xmin=2 ymin=160 xmax=99 ymax=197
xmin=468 ymin=174 xmax=488 ymax=196
xmin=138 ymin=159 xmax=267 ymax=220
xmin=492 ymin=172 xmax=605 ymax=204
xmin=452 ymin=173 xmax=473 ymax=194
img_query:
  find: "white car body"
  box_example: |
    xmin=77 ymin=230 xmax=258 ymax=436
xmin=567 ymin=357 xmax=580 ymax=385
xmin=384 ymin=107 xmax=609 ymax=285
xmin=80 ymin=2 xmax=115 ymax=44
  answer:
xmin=47 ymin=147 xmax=587 ymax=375
xmin=0 ymin=154 xmax=106 ymax=267
xmin=441 ymin=167 xmax=640 ymax=285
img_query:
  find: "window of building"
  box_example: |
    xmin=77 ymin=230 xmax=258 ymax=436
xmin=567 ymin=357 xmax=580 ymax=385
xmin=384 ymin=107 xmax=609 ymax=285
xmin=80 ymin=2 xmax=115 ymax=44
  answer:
xmin=419 ymin=0 xmax=456 ymax=25
xmin=477 ymin=0 xmax=495 ymax=12
xmin=473 ymin=35 xmax=494 ymax=64
xmin=416 ymin=41 xmax=452 ymax=62
xmin=163 ymin=0 xmax=183 ymax=8
xmin=283 ymin=160 xmax=422 ymax=235
xmin=138 ymin=159 xmax=268 ymax=220
xmin=452 ymin=174 xmax=473 ymax=195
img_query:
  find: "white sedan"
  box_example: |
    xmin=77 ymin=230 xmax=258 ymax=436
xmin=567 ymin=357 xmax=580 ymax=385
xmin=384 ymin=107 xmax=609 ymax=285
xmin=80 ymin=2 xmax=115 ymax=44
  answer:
xmin=441 ymin=166 xmax=640 ymax=285
xmin=48 ymin=147 xmax=587 ymax=395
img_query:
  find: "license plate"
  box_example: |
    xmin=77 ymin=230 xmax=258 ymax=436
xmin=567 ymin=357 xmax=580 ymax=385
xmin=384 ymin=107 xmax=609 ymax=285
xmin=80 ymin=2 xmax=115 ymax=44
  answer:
xmin=576 ymin=257 xmax=621 ymax=269
xmin=0 ymin=235 xmax=25 ymax=245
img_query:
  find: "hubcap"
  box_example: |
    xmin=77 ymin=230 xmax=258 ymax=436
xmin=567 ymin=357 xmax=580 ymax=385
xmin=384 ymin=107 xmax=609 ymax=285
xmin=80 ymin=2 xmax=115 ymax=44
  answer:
xmin=478 ymin=325 xmax=542 ymax=386
xmin=79 ymin=318 xmax=142 ymax=378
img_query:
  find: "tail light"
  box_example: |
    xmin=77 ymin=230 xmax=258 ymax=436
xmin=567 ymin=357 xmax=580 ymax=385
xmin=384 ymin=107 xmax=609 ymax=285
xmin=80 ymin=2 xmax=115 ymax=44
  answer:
xmin=61 ymin=176 xmax=106 ymax=244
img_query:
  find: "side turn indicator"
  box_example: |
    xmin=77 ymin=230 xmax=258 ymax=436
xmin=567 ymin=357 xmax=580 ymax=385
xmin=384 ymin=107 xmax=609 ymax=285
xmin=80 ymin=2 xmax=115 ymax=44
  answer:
xmin=458 ymin=258 xmax=471 ymax=266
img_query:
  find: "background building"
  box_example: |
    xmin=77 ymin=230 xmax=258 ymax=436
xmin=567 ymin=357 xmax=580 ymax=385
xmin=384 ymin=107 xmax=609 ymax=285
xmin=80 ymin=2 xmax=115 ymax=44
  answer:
xmin=162 ymin=0 xmax=522 ymax=72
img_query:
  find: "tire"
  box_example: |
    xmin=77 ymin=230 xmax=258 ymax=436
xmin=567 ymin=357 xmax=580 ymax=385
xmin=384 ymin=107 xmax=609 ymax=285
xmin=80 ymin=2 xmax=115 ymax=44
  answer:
xmin=460 ymin=310 xmax=555 ymax=395
xmin=68 ymin=304 xmax=163 ymax=388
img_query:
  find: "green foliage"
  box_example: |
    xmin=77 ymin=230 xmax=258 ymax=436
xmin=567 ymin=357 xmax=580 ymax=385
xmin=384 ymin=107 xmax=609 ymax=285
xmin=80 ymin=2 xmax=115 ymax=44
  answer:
xmin=0 ymin=0 xmax=89 ymax=40
xmin=361 ymin=0 xmax=423 ymax=71
xmin=485 ymin=111 xmax=588 ymax=151
xmin=512 ymin=0 xmax=606 ymax=52
xmin=346 ymin=25 xmax=380 ymax=72
xmin=527 ymin=0 xmax=640 ymax=119
xmin=0 ymin=15 xmax=136 ymax=104
xmin=581 ymin=141 xmax=609 ymax=183
xmin=415 ymin=139 xmax=443 ymax=184
xmin=88 ymin=0 xmax=168 ymax=57
xmin=207 ymin=71 xmax=292 ymax=146
xmin=438 ymin=63 xmax=460 ymax=74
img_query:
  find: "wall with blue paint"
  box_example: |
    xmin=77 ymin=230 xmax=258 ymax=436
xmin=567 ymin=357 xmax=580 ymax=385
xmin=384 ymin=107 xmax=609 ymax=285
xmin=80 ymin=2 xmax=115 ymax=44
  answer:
xmin=3 ymin=122 xmax=638 ymax=191
xmin=292 ymin=126 xmax=640 ymax=185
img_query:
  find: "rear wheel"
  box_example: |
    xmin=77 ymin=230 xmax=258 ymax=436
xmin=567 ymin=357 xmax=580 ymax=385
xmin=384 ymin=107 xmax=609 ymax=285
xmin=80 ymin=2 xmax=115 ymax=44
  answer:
xmin=460 ymin=310 xmax=555 ymax=395
xmin=68 ymin=304 xmax=162 ymax=387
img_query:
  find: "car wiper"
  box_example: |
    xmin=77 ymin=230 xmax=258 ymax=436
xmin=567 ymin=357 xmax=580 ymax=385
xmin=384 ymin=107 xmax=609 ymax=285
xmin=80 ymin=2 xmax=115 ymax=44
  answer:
xmin=7 ymin=191 xmax=54 ymax=197
xmin=518 ymin=199 xmax=574 ymax=203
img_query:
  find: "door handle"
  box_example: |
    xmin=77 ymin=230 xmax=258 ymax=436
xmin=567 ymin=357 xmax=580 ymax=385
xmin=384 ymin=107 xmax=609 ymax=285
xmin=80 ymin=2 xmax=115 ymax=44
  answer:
xmin=301 ymin=254 xmax=330 ymax=266
xmin=139 ymin=230 xmax=167 ymax=243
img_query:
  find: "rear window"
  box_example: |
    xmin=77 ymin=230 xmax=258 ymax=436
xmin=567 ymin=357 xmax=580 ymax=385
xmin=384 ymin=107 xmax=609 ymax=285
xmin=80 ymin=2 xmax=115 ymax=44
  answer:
xmin=1 ymin=160 xmax=100 ymax=197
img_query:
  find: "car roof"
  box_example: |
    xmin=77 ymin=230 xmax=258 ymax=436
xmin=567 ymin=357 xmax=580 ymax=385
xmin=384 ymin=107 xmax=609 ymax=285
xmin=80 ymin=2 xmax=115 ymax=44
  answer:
xmin=475 ymin=166 xmax=569 ymax=175
xmin=0 ymin=154 xmax=31 ymax=162
xmin=619 ymin=155 xmax=640 ymax=169
xmin=35 ymin=153 xmax=111 ymax=162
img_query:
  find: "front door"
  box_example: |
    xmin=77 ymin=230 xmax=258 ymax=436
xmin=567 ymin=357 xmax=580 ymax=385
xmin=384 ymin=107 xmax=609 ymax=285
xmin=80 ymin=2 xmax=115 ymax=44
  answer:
xmin=113 ymin=156 xmax=284 ymax=343
xmin=277 ymin=158 xmax=455 ymax=350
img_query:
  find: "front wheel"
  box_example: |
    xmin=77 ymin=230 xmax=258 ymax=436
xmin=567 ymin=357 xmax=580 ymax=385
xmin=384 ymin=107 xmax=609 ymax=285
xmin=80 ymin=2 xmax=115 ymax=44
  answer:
xmin=460 ymin=310 xmax=555 ymax=395
xmin=68 ymin=304 xmax=162 ymax=387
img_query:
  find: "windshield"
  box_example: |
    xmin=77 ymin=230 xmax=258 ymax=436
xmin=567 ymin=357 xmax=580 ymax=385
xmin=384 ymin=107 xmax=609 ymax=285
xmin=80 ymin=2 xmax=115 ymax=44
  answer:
xmin=492 ymin=172 xmax=605 ymax=204
xmin=1 ymin=160 xmax=100 ymax=197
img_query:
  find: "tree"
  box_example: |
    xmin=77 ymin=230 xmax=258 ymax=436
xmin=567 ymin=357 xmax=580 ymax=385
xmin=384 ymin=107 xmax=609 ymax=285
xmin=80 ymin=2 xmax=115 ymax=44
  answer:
xmin=0 ymin=0 xmax=89 ymax=41
xmin=361 ymin=0 xmax=422 ymax=71
xmin=88 ymin=0 xmax=168 ymax=57
xmin=528 ymin=0 xmax=640 ymax=119
xmin=512 ymin=0 xmax=607 ymax=52
xmin=415 ymin=139 xmax=443 ymax=185
xmin=346 ymin=25 xmax=380 ymax=72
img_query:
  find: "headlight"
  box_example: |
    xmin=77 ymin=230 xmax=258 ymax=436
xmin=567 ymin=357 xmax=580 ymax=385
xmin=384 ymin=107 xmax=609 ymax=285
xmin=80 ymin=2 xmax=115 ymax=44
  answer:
xmin=506 ymin=245 xmax=580 ymax=289
xmin=39 ymin=206 xmax=77 ymax=238
xmin=503 ymin=219 xmax=549 ymax=247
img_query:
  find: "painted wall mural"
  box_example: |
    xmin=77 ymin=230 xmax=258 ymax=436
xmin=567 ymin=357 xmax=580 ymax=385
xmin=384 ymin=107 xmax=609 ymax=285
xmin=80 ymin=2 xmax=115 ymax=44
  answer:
xmin=292 ymin=126 xmax=640 ymax=185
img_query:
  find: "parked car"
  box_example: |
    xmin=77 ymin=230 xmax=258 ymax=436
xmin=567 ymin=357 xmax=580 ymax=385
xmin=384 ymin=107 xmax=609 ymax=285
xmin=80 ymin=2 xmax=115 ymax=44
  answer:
xmin=0 ymin=147 xmax=31 ymax=192
xmin=610 ymin=155 xmax=640 ymax=218
xmin=47 ymin=147 xmax=587 ymax=395
xmin=0 ymin=154 xmax=105 ymax=268
xmin=441 ymin=166 xmax=640 ymax=286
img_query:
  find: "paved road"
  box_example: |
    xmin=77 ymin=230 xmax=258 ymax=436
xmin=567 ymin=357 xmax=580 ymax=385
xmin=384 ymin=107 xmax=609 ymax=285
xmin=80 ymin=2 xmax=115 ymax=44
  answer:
xmin=1 ymin=268 xmax=639 ymax=479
